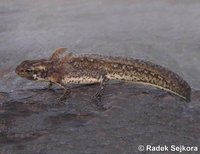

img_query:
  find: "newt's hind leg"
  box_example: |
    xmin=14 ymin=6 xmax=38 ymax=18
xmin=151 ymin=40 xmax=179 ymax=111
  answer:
xmin=95 ymin=76 xmax=109 ymax=99
xmin=90 ymin=76 xmax=109 ymax=110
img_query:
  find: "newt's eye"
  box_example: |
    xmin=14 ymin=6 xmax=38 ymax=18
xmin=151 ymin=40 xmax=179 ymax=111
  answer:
xmin=26 ymin=68 xmax=32 ymax=72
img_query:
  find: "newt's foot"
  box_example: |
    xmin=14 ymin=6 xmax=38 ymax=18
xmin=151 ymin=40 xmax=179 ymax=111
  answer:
xmin=90 ymin=94 xmax=106 ymax=111
xmin=58 ymin=94 xmax=69 ymax=101
xmin=58 ymin=88 xmax=71 ymax=102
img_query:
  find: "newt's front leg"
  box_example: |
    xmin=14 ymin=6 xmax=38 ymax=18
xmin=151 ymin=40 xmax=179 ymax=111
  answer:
xmin=59 ymin=87 xmax=71 ymax=101
xmin=48 ymin=77 xmax=71 ymax=101
xmin=47 ymin=81 xmax=53 ymax=90
xmin=54 ymin=82 xmax=71 ymax=101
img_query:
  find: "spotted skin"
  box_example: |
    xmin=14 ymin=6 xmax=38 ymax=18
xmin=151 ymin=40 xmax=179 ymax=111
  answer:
xmin=15 ymin=48 xmax=191 ymax=102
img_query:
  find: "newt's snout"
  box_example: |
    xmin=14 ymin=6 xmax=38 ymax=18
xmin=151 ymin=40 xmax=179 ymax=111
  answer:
xmin=15 ymin=61 xmax=26 ymax=76
xmin=15 ymin=61 xmax=35 ymax=80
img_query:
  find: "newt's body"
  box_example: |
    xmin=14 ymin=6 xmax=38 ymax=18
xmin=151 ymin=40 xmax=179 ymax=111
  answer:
xmin=15 ymin=48 xmax=191 ymax=102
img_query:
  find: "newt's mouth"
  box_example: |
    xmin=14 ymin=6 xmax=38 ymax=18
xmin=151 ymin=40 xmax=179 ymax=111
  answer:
xmin=16 ymin=72 xmax=37 ymax=80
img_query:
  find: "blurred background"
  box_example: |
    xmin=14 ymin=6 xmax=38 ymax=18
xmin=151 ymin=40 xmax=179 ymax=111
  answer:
xmin=0 ymin=0 xmax=200 ymax=154
xmin=0 ymin=0 xmax=200 ymax=91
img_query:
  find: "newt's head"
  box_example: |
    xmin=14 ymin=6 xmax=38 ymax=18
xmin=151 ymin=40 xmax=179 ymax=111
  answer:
xmin=15 ymin=48 xmax=73 ymax=81
xmin=15 ymin=59 xmax=51 ymax=81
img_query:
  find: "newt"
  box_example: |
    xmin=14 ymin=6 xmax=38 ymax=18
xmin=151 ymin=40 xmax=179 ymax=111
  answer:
xmin=15 ymin=48 xmax=191 ymax=102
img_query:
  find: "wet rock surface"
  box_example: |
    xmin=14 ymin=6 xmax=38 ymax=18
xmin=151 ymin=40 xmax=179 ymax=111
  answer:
xmin=1 ymin=84 xmax=200 ymax=154
xmin=1 ymin=0 xmax=200 ymax=153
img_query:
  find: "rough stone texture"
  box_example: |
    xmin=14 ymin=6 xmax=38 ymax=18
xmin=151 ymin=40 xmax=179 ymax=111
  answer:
xmin=0 ymin=0 xmax=200 ymax=154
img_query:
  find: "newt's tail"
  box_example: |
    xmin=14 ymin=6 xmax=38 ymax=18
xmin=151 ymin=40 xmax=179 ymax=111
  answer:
xmin=105 ymin=58 xmax=191 ymax=102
